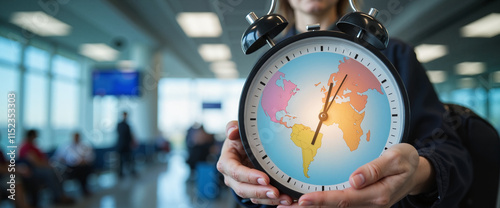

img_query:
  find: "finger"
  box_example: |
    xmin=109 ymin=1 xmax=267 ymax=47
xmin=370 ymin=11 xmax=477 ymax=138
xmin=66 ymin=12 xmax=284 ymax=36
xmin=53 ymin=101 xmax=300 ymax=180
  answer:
xmin=251 ymin=194 xmax=294 ymax=206
xmin=226 ymin=120 xmax=240 ymax=140
xmin=226 ymin=178 xmax=279 ymax=199
xmin=349 ymin=143 xmax=418 ymax=189
xmin=298 ymin=188 xmax=383 ymax=207
xmin=217 ymin=150 xmax=269 ymax=185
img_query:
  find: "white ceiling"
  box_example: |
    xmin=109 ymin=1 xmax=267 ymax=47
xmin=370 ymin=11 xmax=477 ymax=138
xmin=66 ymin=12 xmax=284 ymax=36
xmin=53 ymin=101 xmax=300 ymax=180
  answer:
xmin=1 ymin=0 xmax=499 ymax=87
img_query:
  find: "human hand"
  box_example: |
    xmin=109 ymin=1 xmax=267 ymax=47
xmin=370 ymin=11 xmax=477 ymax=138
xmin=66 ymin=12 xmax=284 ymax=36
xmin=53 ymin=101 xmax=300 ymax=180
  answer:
xmin=217 ymin=120 xmax=294 ymax=205
xmin=278 ymin=143 xmax=433 ymax=208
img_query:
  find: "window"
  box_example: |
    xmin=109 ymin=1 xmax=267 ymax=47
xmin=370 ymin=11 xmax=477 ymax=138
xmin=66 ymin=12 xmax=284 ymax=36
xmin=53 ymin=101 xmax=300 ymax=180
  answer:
xmin=449 ymin=88 xmax=487 ymax=118
xmin=51 ymin=55 xmax=81 ymax=146
xmin=0 ymin=36 xmax=21 ymax=65
xmin=490 ymin=88 xmax=500 ymax=130
xmin=92 ymin=96 xmax=120 ymax=147
xmin=158 ymin=78 xmax=245 ymax=148
xmin=53 ymin=55 xmax=80 ymax=79
xmin=25 ymin=46 xmax=49 ymax=72
xmin=23 ymin=72 xmax=50 ymax=149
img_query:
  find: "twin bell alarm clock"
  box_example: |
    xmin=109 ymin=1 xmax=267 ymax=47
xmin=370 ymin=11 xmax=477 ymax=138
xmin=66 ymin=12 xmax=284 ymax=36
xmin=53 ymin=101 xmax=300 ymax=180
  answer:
xmin=238 ymin=0 xmax=410 ymax=199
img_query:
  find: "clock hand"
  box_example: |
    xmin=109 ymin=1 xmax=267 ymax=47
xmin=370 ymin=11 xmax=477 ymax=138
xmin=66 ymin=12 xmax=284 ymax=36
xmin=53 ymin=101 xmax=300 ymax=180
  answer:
xmin=311 ymin=119 xmax=324 ymax=145
xmin=326 ymin=74 xmax=348 ymax=111
xmin=311 ymin=74 xmax=348 ymax=145
xmin=311 ymin=82 xmax=334 ymax=145
xmin=323 ymin=82 xmax=334 ymax=113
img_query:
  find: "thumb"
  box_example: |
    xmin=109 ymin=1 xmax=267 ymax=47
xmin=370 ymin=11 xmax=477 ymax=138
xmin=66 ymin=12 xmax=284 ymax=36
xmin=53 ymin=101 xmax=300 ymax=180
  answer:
xmin=349 ymin=143 xmax=417 ymax=189
xmin=226 ymin=120 xmax=240 ymax=140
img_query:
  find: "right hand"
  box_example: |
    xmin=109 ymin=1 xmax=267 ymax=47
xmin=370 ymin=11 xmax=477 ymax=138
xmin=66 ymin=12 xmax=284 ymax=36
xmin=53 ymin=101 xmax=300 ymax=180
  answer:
xmin=217 ymin=121 xmax=293 ymax=206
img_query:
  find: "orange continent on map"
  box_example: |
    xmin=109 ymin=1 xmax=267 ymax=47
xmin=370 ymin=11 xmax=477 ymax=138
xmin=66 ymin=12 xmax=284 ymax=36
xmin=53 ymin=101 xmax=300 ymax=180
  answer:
xmin=324 ymin=101 xmax=366 ymax=151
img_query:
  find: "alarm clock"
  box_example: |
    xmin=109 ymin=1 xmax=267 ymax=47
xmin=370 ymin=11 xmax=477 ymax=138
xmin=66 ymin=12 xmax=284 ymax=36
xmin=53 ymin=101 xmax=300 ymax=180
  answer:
xmin=238 ymin=0 xmax=410 ymax=199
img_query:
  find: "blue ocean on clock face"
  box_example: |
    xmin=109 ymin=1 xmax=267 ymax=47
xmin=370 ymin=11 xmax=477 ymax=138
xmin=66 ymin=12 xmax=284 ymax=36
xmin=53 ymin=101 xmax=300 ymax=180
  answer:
xmin=257 ymin=52 xmax=392 ymax=185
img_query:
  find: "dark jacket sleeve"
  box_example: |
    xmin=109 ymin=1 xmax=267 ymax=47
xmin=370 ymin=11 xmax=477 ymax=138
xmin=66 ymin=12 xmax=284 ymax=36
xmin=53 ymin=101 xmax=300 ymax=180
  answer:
xmin=383 ymin=39 xmax=473 ymax=208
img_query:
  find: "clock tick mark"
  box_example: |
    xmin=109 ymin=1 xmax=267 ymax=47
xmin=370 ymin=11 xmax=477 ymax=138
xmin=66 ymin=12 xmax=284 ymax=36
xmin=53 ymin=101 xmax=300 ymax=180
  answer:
xmin=287 ymin=177 xmax=291 ymax=183
xmin=286 ymin=56 xmax=290 ymax=61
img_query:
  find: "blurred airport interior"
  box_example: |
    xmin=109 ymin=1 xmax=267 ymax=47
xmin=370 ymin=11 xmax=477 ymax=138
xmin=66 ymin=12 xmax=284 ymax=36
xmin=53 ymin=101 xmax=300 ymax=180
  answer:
xmin=0 ymin=0 xmax=499 ymax=207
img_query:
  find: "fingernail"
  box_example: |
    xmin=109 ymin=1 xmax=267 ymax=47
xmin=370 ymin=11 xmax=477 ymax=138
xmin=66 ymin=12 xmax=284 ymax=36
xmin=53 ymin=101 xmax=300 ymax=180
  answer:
xmin=351 ymin=174 xmax=365 ymax=188
xmin=280 ymin=200 xmax=291 ymax=205
xmin=227 ymin=126 xmax=237 ymax=134
xmin=266 ymin=191 xmax=278 ymax=199
xmin=299 ymin=200 xmax=313 ymax=206
xmin=257 ymin=178 xmax=267 ymax=185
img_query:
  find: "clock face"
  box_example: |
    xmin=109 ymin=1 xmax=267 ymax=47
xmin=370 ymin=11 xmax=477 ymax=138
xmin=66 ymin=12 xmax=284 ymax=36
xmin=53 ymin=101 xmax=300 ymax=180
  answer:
xmin=239 ymin=31 xmax=409 ymax=198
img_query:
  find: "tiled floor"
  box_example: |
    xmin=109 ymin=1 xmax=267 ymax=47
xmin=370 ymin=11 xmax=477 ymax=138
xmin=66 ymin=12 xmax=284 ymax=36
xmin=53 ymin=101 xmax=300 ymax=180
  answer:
xmin=1 ymin=151 xmax=239 ymax=208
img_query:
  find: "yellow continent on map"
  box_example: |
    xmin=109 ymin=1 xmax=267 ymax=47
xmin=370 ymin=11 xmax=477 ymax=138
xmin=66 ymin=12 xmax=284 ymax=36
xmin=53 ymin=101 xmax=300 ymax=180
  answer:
xmin=290 ymin=124 xmax=323 ymax=178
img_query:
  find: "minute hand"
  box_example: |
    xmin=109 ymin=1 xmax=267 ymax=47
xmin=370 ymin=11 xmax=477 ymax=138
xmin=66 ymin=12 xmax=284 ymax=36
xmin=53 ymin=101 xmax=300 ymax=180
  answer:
xmin=311 ymin=82 xmax=334 ymax=145
xmin=326 ymin=74 xmax=348 ymax=111
xmin=311 ymin=74 xmax=348 ymax=145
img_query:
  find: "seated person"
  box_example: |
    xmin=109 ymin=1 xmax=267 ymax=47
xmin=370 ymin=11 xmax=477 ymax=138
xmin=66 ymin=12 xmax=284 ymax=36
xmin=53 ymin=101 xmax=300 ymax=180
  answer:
xmin=0 ymin=148 xmax=31 ymax=208
xmin=52 ymin=132 xmax=95 ymax=196
xmin=19 ymin=129 xmax=74 ymax=205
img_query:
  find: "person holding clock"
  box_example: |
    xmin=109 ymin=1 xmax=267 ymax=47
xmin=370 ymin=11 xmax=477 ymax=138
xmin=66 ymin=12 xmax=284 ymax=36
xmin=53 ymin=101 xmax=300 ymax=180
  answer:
xmin=217 ymin=0 xmax=472 ymax=207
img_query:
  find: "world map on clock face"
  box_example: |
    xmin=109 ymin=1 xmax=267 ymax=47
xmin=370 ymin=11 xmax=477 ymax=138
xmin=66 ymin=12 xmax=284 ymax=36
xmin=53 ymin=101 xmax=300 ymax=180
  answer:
xmin=257 ymin=52 xmax=391 ymax=185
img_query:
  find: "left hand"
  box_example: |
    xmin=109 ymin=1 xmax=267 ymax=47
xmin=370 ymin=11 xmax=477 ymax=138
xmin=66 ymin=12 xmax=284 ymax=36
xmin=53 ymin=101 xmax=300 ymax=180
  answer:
xmin=278 ymin=143 xmax=430 ymax=208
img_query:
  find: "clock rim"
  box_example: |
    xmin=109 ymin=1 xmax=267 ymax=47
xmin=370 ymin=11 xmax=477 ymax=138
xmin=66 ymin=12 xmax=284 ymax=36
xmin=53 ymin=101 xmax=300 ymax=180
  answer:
xmin=238 ymin=30 xmax=411 ymax=199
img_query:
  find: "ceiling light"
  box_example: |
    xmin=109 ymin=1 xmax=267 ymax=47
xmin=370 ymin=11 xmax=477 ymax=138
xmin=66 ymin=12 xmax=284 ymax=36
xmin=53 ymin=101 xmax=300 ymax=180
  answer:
xmin=118 ymin=60 xmax=135 ymax=70
xmin=493 ymin=71 xmax=500 ymax=83
xmin=414 ymin=44 xmax=448 ymax=63
xmin=79 ymin=44 xmax=119 ymax=62
xmin=426 ymin=70 xmax=447 ymax=83
xmin=10 ymin=11 xmax=71 ymax=36
xmin=177 ymin=12 xmax=222 ymax=37
xmin=461 ymin=13 xmax=500 ymax=38
xmin=210 ymin=61 xmax=239 ymax=79
xmin=198 ymin=44 xmax=231 ymax=62
xmin=455 ymin=62 xmax=486 ymax=75
xmin=458 ymin=77 xmax=477 ymax=88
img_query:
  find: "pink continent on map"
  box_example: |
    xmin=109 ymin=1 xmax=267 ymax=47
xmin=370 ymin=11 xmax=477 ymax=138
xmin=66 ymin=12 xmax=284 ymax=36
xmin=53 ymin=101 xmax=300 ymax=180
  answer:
xmin=261 ymin=71 xmax=298 ymax=124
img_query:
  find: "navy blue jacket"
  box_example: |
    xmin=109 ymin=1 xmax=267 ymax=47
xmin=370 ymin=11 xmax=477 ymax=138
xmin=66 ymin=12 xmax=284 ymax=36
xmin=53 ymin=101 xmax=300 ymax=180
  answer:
xmin=234 ymin=26 xmax=473 ymax=207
